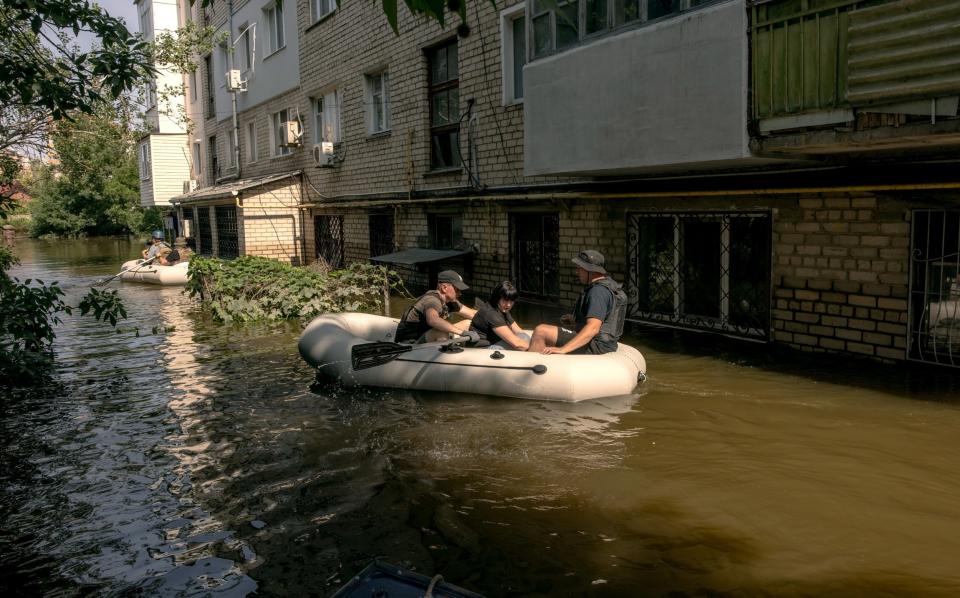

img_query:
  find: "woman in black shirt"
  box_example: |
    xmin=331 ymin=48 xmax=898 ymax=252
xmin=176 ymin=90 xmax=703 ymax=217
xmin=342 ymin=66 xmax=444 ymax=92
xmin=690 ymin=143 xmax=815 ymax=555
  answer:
xmin=469 ymin=281 xmax=529 ymax=350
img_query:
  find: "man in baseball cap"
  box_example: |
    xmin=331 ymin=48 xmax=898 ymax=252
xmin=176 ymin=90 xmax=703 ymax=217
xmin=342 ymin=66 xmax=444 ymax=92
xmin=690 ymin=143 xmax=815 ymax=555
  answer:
xmin=395 ymin=269 xmax=478 ymax=343
xmin=527 ymin=250 xmax=627 ymax=355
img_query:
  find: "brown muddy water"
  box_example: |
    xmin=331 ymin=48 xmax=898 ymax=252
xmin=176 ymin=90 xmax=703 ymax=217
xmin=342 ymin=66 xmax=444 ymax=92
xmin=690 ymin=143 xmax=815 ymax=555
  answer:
xmin=2 ymin=237 xmax=960 ymax=596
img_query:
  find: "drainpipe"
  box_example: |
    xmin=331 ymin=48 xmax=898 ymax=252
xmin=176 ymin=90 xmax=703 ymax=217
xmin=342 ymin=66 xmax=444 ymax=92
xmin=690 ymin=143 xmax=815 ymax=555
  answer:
xmin=228 ymin=0 xmax=241 ymax=180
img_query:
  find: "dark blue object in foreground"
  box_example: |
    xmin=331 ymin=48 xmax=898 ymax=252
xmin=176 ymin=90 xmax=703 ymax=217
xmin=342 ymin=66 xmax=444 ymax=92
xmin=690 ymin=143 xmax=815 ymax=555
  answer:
xmin=332 ymin=561 xmax=484 ymax=598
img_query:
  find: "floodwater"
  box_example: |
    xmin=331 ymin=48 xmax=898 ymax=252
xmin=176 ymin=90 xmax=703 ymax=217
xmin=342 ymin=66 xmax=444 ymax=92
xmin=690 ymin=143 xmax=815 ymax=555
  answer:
xmin=3 ymin=237 xmax=960 ymax=596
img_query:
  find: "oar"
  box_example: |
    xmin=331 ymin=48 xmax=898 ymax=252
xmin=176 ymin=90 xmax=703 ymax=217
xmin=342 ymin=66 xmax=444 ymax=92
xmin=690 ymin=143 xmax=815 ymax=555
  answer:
xmin=351 ymin=335 xmax=471 ymax=371
xmin=94 ymin=255 xmax=159 ymax=287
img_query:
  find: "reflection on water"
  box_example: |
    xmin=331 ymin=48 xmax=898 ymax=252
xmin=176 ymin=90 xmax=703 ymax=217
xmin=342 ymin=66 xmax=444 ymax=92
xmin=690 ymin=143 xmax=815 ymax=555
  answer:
xmin=2 ymin=238 xmax=960 ymax=596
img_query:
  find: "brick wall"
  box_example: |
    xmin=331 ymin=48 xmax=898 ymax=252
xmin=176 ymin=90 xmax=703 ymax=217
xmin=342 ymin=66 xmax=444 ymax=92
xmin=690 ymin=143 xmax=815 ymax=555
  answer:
xmin=773 ymin=194 xmax=911 ymax=361
xmin=239 ymin=177 xmax=304 ymax=264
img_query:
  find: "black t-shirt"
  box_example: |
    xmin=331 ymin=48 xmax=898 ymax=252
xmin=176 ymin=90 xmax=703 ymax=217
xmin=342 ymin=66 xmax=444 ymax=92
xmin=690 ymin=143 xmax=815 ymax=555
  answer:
xmin=469 ymin=301 xmax=515 ymax=345
xmin=574 ymin=283 xmax=617 ymax=354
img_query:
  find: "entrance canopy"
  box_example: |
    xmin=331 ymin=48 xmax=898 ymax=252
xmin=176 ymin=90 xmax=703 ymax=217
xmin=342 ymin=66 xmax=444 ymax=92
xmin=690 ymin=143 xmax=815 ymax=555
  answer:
xmin=370 ymin=248 xmax=472 ymax=266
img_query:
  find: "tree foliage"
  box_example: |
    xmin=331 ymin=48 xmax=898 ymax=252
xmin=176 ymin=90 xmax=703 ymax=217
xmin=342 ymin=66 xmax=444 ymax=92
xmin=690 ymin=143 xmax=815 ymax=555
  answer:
xmin=0 ymin=0 xmax=153 ymax=120
xmin=0 ymin=247 xmax=127 ymax=386
xmin=26 ymin=99 xmax=152 ymax=237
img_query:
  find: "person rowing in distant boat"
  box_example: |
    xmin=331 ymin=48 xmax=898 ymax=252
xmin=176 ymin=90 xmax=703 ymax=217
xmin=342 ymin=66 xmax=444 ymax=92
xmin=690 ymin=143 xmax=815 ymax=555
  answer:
xmin=141 ymin=230 xmax=171 ymax=263
xmin=394 ymin=269 xmax=478 ymax=344
xmin=527 ymin=250 xmax=627 ymax=355
xmin=468 ymin=281 xmax=529 ymax=350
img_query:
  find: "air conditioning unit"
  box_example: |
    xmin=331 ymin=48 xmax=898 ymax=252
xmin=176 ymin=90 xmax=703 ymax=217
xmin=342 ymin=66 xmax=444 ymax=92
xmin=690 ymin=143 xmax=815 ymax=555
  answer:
xmin=182 ymin=179 xmax=199 ymax=193
xmin=282 ymin=121 xmax=302 ymax=146
xmin=225 ymin=69 xmax=243 ymax=91
xmin=312 ymin=143 xmax=336 ymax=167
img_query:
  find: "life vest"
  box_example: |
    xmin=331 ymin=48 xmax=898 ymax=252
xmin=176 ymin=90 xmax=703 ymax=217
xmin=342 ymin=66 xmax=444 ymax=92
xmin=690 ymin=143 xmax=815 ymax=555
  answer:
xmin=574 ymin=277 xmax=627 ymax=345
xmin=396 ymin=290 xmax=458 ymax=342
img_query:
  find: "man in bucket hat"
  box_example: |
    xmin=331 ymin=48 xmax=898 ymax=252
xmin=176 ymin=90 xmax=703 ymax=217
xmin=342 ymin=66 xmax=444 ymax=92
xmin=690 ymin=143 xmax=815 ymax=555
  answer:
xmin=527 ymin=250 xmax=627 ymax=355
xmin=395 ymin=269 xmax=479 ymax=343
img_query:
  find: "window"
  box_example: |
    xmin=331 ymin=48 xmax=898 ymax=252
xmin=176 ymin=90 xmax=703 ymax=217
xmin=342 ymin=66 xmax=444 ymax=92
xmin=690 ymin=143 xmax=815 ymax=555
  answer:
xmin=369 ymin=213 xmax=394 ymax=258
xmin=427 ymin=40 xmax=459 ymax=170
xmin=208 ymin=135 xmax=219 ymax=183
xmin=264 ymin=0 xmax=285 ymax=54
xmin=501 ymin=5 xmax=526 ymax=104
xmin=365 ymin=71 xmax=390 ymax=134
xmin=311 ymin=0 xmax=335 ymax=23
xmin=139 ymin=141 xmax=151 ymax=180
xmin=197 ymin=207 xmax=213 ymax=256
xmin=909 ymin=210 xmax=960 ymax=367
xmin=192 ymin=141 xmax=202 ymax=176
xmin=218 ymin=43 xmax=229 ymax=84
xmin=427 ymin=213 xmax=462 ymax=250
xmin=313 ymin=91 xmax=340 ymax=145
xmin=226 ymin=130 xmax=237 ymax=168
xmin=190 ymin=70 xmax=198 ymax=101
xmin=533 ymin=0 xmax=710 ymax=59
xmin=237 ymin=23 xmax=253 ymax=73
xmin=204 ymin=55 xmax=215 ymax=118
xmin=271 ymin=108 xmax=292 ymax=156
xmin=314 ymin=215 xmax=344 ymax=269
xmin=246 ymin=121 xmax=258 ymax=162
xmin=626 ymin=212 xmax=772 ymax=339
xmin=215 ymin=205 xmax=239 ymax=259
xmin=511 ymin=213 xmax=559 ymax=298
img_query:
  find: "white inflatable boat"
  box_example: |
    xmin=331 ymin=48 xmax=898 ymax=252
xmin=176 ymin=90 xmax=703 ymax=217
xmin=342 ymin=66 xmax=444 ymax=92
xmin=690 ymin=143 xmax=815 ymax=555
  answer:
xmin=298 ymin=313 xmax=646 ymax=402
xmin=119 ymin=259 xmax=189 ymax=285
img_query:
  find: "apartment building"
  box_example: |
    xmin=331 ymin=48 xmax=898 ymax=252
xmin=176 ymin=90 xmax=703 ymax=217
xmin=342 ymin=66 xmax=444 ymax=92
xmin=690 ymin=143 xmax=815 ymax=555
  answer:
xmin=136 ymin=0 xmax=194 ymax=214
xmin=163 ymin=0 xmax=960 ymax=368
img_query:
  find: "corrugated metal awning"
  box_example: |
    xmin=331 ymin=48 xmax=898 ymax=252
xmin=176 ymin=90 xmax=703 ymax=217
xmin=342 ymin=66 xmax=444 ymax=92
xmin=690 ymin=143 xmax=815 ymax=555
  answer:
xmin=848 ymin=0 xmax=960 ymax=105
xmin=370 ymin=248 xmax=472 ymax=266
xmin=172 ymin=170 xmax=302 ymax=203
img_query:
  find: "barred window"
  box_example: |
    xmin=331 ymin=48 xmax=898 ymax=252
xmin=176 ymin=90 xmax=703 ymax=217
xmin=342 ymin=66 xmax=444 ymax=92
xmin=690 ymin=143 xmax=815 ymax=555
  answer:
xmin=627 ymin=211 xmax=771 ymax=339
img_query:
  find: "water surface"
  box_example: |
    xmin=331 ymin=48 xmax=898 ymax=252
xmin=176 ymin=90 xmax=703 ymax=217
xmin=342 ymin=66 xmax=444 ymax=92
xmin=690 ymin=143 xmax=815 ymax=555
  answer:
xmin=2 ymin=238 xmax=960 ymax=596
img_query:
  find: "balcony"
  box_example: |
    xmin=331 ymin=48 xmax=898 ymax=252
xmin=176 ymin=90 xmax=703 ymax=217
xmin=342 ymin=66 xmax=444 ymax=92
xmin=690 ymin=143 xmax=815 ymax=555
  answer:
xmin=751 ymin=0 xmax=960 ymax=157
xmin=524 ymin=0 xmax=790 ymax=177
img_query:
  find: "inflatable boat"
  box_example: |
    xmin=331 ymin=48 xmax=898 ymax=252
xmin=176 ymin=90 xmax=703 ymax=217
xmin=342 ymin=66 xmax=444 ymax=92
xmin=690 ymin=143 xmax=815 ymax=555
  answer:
xmin=298 ymin=313 xmax=646 ymax=402
xmin=118 ymin=259 xmax=189 ymax=285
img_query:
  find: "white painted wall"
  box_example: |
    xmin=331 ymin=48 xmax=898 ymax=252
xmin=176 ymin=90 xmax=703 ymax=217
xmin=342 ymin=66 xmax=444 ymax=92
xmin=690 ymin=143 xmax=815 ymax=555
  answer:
xmin=523 ymin=0 xmax=758 ymax=176
xmin=211 ymin=0 xmax=299 ymax=125
xmin=138 ymin=0 xmax=188 ymax=134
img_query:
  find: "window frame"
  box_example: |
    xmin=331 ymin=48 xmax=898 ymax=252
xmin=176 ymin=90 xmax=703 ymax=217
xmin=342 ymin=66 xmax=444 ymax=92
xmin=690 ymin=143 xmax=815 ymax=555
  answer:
xmin=139 ymin=140 xmax=151 ymax=180
xmin=192 ymin=141 xmax=202 ymax=177
xmin=311 ymin=0 xmax=336 ymax=24
xmin=531 ymin=0 xmax=713 ymax=61
xmin=226 ymin=129 xmax=237 ymax=168
xmin=426 ymin=39 xmax=460 ymax=171
xmin=264 ymin=0 xmax=285 ymax=56
xmin=246 ymin=121 xmax=258 ymax=163
xmin=208 ymin=134 xmax=219 ymax=184
xmin=271 ymin=108 xmax=293 ymax=157
xmin=313 ymin=90 xmax=341 ymax=146
xmin=365 ymin=70 xmax=390 ymax=135
xmin=501 ymin=4 xmax=527 ymax=105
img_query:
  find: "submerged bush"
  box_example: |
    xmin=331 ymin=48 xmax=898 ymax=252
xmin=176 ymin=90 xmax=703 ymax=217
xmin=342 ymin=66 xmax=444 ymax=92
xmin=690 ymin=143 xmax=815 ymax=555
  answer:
xmin=186 ymin=256 xmax=401 ymax=323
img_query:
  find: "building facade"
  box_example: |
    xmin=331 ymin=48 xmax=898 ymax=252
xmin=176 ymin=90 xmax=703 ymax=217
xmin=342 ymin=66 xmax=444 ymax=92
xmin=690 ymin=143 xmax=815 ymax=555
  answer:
xmin=155 ymin=0 xmax=960 ymax=368
xmin=135 ymin=0 xmax=196 ymax=211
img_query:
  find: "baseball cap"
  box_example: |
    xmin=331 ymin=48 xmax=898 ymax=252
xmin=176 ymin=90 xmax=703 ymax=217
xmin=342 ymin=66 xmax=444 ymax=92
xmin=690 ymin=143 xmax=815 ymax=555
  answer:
xmin=571 ymin=250 xmax=607 ymax=274
xmin=438 ymin=270 xmax=469 ymax=291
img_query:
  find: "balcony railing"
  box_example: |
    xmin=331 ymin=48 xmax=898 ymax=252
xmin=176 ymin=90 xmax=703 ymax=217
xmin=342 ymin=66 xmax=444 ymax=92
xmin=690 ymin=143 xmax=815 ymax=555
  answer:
xmin=752 ymin=0 xmax=960 ymax=123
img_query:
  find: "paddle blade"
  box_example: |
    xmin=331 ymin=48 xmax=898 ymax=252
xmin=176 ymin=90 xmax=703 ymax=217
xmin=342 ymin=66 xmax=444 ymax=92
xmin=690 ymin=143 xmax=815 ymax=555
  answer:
xmin=351 ymin=341 xmax=413 ymax=371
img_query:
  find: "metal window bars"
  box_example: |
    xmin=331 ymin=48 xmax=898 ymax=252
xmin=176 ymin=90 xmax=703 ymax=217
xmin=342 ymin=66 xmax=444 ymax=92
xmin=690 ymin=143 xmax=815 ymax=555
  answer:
xmin=197 ymin=207 xmax=213 ymax=256
xmin=315 ymin=215 xmax=344 ymax=270
xmin=215 ymin=205 xmax=239 ymax=259
xmin=909 ymin=209 xmax=960 ymax=367
xmin=626 ymin=211 xmax=772 ymax=339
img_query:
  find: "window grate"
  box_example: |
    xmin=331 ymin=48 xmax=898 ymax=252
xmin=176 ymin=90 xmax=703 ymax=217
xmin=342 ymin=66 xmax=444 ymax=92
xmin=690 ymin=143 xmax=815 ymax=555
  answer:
xmin=369 ymin=213 xmax=394 ymax=258
xmin=626 ymin=211 xmax=771 ymax=339
xmin=215 ymin=205 xmax=239 ymax=259
xmin=315 ymin=215 xmax=344 ymax=269
xmin=511 ymin=213 xmax=560 ymax=299
xmin=197 ymin=207 xmax=213 ymax=256
xmin=908 ymin=210 xmax=960 ymax=367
